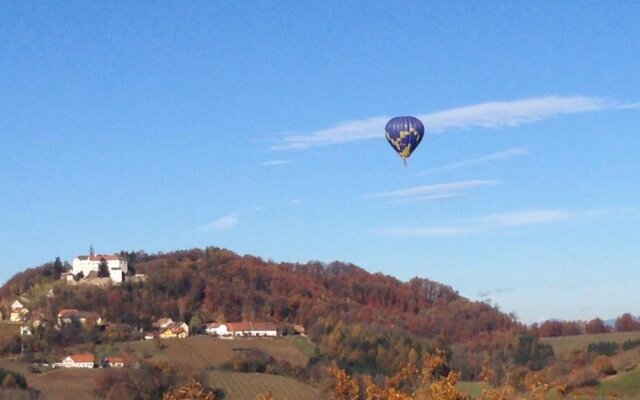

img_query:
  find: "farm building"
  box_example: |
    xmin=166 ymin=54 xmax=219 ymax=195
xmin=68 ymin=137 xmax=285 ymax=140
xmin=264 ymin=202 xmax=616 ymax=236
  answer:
xmin=57 ymin=309 xmax=103 ymax=326
xmin=105 ymin=357 xmax=125 ymax=368
xmin=159 ymin=322 xmax=189 ymax=339
xmin=57 ymin=353 xmax=95 ymax=368
xmin=204 ymin=322 xmax=277 ymax=337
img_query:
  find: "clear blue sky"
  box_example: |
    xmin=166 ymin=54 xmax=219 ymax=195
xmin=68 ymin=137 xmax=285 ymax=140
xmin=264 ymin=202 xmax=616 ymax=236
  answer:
xmin=1 ymin=2 xmax=639 ymax=323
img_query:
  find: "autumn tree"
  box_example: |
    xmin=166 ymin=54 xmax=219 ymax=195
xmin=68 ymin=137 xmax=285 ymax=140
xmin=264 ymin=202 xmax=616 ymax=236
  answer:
xmin=615 ymin=313 xmax=639 ymax=332
xmin=586 ymin=318 xmax=609 ymax=334
xmin=330 ymin=350 xmax=470 ymax=400
xmin=163 ymin=378 xmax=216 ymax=400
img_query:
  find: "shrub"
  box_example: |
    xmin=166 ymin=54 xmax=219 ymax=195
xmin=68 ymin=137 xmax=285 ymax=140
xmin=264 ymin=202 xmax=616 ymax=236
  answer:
xmin=593 ymin=356 xmax=617 ymax=377
xmin=587 ymin=341 xmax=618 ymax=356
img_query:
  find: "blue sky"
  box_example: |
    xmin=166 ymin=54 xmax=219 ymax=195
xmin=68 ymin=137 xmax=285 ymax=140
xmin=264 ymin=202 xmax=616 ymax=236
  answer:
xmin=1 ymin=2 xmax=639 ymax=323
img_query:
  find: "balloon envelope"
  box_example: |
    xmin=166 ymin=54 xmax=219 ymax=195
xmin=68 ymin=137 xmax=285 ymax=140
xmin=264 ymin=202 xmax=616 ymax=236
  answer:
xmin=385 ymin=116 xmax=424 ymax=161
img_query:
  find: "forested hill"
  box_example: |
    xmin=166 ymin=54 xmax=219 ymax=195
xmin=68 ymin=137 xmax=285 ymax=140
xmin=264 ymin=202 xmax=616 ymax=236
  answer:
xmin=1 ymin=246 xmax=518 ymax=343
xmin=0 ymin=247 xmax=529 ymax=377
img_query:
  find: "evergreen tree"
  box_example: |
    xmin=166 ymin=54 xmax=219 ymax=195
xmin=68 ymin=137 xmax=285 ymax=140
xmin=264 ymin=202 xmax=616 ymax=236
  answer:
xmin=53 ymin=257 xmax=63 ymax=279
xmin=97 ymin=257 xmax=110 ymax=278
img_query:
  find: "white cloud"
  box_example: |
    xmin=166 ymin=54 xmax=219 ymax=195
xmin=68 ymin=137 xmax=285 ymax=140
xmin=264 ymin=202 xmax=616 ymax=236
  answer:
xmin=374 ymin=226 xmax=471 ymax=237
xmin=389 ymin=193 xmax=461 ymax=204
xmin=428 ymin=147 xmax=528 ymax=172
xmin=270 ymin=96 xmax=613 ymax=150
xmin=261 ymin=159 xmax=292 ymax=166
xmin=364 ymin=180 xmax=495 ymax=202
xmin=271 ymin=116 xmax=388 ymax=150
xmin=619 ymin=102 xmax=640 ymax=109
xmin=463 ymin=209 xmax=572 ymax=227
xmin=288 ymin=199 xmax=302 ymax=205
xmin=373 ymin=207 xmax=635 ymax=237
xmin=420 ymin=96 xmax=611 ymax=133
xmin=197 ymin=215 xmax=239 ymax=232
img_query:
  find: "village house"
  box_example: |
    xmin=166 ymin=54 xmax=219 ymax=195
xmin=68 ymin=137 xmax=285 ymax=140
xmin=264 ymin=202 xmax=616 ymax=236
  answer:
xmin=57 ymin=309 xmax=103 ymax=327
xmin=30 ymin=311 xmax=45 ymax=328
xmin=152 ymin=318 xmax=174 ymax=329
xmin=104 ymin=356 xmax=125 ymax=368
xmin=204 ymin=322 xmax=277 ymax=337
xmin=203 ymin=323 xmax=227 ymax=336
xmin=57 ymin=353 xmax=95 ymax=368
xmin=159 ymin=322 xmax=189 ymax=339
xmin=10 ymin=300 xmax=29 ymax=323
xmin=71 ymin=254 xmax=128 ymax=284
xmin=293 ymin=324 xmax=306 ymax=336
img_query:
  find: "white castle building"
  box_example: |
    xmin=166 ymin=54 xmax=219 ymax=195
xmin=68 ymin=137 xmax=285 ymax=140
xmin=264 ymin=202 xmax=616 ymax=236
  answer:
xmin=71 ymin=254 xmax=128 ymax=283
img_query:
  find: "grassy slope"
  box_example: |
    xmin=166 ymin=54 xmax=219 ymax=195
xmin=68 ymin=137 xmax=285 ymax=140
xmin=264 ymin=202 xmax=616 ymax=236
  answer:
xmin=0 ymin=336 xmax=318 ymax=400
xmin=0 ymin=358 xmax=99 ymax=400
xmin=542 ymin=332 xmax=640 ymax=399
xmin=207 ymin=370 xmax=322 ymax=400
xmin=541 ymin=332 xmax=640 ymax=356
xmin=96 ymin=336 xmax=313 ymax=369
xmin=0 ymin=359 xmax=324 ymax=400
xmin=0 ymin=322 xmax=20 ymax=341
xmin=597 ymin=368 xmax=640 ymax=398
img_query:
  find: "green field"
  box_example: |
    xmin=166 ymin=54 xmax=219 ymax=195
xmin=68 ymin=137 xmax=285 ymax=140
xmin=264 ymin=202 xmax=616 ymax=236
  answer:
xmin=0 ymin=361 xmax=323 ymax=400
xmin=0 ymin=358 xmax=99 ymax=400
xmin=97 ymin=336 xmax=313 ymax=370
xmin=596 ymin=368 xmax=640 ymax=399
xmin=541 ymin=332 xmax=640 ymax=357
xmin=457 ymin=381 xmax=484 ymax=398
xmin=207 ymin=370 xmax=321 ymax=400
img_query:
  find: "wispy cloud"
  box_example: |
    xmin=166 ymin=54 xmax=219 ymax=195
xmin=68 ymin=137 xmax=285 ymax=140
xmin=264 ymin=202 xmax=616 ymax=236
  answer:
xmin=619 ymin=102 xmax=640 ymax=109
xmin=463 ymin=209 xmax=572 ymax=227
xmin=197 ymin=214 xmax=239 ymax=232
xmin=288 ymin=199 xmax=302 ymax=205
xmin=364 ymin=180 xmax=495 ymax=203
xmin=271 ymin=96 xmax=613 ymax=150
xmin=374 ymin=207 xmax=635 ymax=237
xmin=373 ymin=226 xmax=472 ymax=237
xmin=261 ymin=159 xmax=292 ymax=166
xmin=427 ymin=148 xmax=528 ymax=173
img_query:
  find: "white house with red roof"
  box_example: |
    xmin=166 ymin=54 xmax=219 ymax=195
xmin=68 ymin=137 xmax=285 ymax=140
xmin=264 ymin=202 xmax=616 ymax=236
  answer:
xmin=57 ymin=309 xmax=103 ymax=326
xmin=72 ymin=254 xmax=128 ymax=283
xmin=205 ymin=322 xmax=277 ymax=337
xmin=57 ymin=353 xmax=95 ymax=368
xmin=105 ymin=356 xmax=125 ymax=368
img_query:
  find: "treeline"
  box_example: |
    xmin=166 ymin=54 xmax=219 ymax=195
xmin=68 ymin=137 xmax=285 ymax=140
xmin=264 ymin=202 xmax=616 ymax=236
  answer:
xmin=533 ymin=313 xmax=640 ymax=337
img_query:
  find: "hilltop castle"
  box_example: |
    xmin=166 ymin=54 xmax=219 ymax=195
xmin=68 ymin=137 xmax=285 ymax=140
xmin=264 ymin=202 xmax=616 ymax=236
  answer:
xmin=71 ymin=254 xmax=128 ymax=284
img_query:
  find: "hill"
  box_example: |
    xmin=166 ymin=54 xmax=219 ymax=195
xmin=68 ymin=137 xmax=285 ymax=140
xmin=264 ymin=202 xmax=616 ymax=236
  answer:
xmin=0 ymin=247 xmax=518 ymax=342
xmin=0 ymin=246 xmax=531 ymax=396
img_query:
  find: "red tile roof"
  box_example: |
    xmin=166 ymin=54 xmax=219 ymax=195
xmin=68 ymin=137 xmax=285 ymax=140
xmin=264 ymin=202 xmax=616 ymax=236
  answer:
xmin=226 ymin=322 xmax=277 ymax=332
xmin=107 ymin=357 xmax=124 ymax=365
xmin=77 ymin=255 xmax=121 ymax=261
xmin=58 ymin=309 xmax=79 ymax=317
xmin=69 ymin=353 xmax=94 ymax=363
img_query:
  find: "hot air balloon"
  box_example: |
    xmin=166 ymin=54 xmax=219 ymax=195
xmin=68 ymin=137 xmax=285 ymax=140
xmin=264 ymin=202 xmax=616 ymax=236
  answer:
xmin=385 ymin=116 xmax=424 ymax=165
